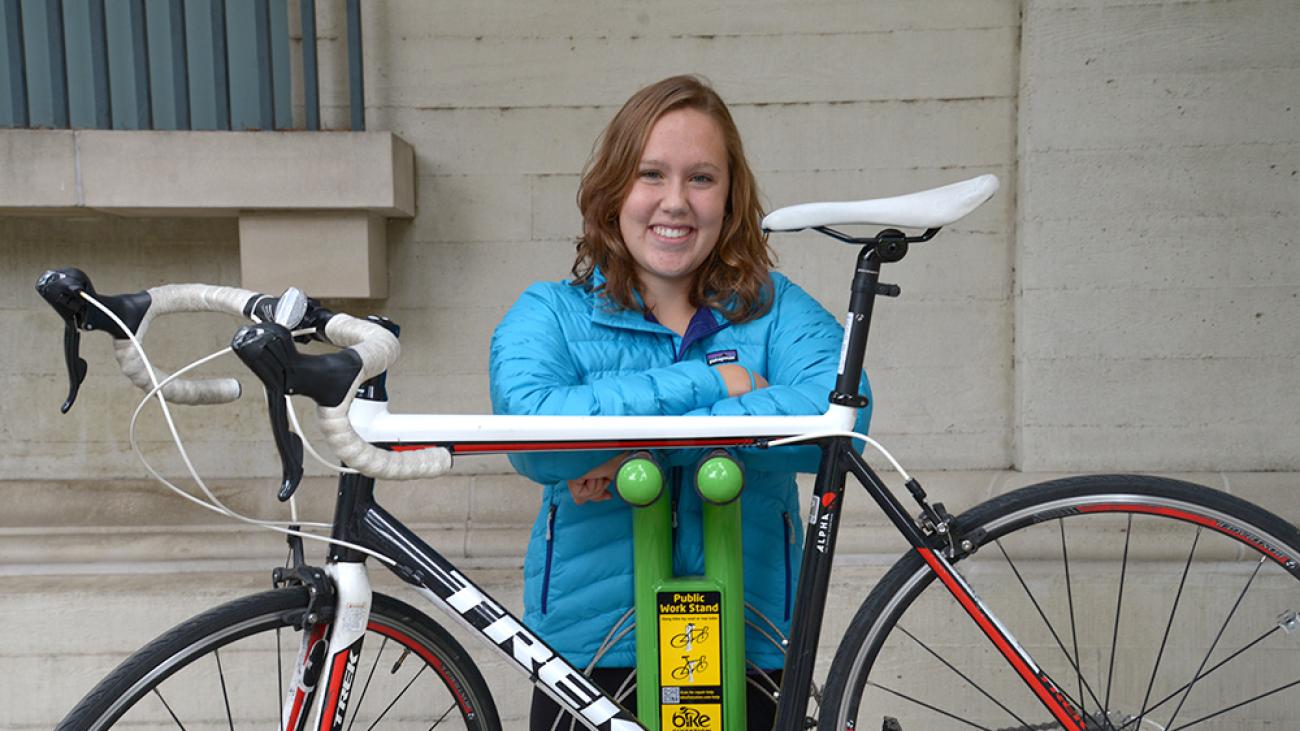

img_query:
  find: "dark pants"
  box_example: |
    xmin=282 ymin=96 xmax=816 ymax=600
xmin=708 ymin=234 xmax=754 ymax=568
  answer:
xmin=529 ymin=667 xmax=783 ymax=731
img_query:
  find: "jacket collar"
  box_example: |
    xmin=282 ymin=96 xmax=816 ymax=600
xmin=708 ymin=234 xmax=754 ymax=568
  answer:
xmin=580 ymin=268 xmax=730 ymax=354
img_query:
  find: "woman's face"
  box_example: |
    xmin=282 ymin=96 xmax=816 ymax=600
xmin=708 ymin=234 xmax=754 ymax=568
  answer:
xmin=618 ymin=107 xmax=729 ymax=297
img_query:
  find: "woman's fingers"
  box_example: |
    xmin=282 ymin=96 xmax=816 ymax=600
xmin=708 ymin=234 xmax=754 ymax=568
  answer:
xmin=714 ymin=364 xmax=767 ymax=396
xmin=568 ymin=477 xmax=613 ymax=504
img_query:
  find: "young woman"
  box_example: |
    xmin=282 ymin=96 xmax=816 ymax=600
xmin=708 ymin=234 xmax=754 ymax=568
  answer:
xmin=489 ymin=75 xmax=871 ymax=729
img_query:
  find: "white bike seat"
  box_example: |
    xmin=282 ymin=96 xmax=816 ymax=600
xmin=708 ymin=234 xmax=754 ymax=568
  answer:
xmin=762 ymin=174 xmax=999 ymax=232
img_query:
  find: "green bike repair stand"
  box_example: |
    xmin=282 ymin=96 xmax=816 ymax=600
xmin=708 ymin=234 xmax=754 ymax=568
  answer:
xmin=616 ymin=450 xmax=747 ymax=731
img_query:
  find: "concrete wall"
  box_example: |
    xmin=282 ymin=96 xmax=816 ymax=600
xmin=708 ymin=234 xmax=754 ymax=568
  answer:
xmin=3 ymin=0 xmax=1299 ymax=727
xmin=362 ymin=0 xmax=1023 ymax=469
xmin=1017 ymin=0 xmax=1300 ymax=471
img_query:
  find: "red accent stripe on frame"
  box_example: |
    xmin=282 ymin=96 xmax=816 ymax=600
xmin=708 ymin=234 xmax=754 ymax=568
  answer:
xmin=285 ymin=623 xmax=328 ymax=731
xmin=917 ymin=548 xmax=1084 ymax=731
xmin=388 ymin=436 xmax=770 ymax=454
xmin=317 ymin=649 xmax=350 ymax=731
xmin=285 ymin=689 xmax=307 ymax=731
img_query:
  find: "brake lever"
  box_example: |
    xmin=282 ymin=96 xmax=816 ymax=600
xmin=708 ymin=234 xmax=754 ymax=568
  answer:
xmin=231 ymin=320 xmax=362 ymax=501
xmin=232 ymin=323 xmax=305 ymax=500
xmin=37 ymin=268 xmax=155 ymax=413
xmin=36 ymin=269 xmax=91 ymax=412
xmin=59 ymin=320 xmax=88 ymax=413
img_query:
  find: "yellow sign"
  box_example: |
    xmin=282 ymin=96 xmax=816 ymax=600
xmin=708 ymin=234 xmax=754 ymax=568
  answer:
xmin=657 ymin=590 xmax=722 ymax=730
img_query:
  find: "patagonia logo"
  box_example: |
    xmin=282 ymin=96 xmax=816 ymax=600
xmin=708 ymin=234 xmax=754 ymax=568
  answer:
xmin=706 ymin=349 xmax=738 ymax=366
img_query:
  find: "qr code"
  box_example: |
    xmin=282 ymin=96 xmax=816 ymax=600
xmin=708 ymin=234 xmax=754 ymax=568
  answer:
xmin=661 ymin=686 xmax=680 ymax=704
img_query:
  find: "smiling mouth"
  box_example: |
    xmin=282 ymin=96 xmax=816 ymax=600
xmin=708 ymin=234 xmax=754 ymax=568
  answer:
xmin=651 ymin=224 xmax=693 ymax=241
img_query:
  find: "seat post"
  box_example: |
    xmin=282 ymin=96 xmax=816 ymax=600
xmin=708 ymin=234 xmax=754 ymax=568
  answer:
xmin=830 ymin=244 xmax=881 ymax=405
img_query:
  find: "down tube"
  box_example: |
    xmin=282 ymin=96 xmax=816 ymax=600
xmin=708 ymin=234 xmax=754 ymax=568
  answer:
xmin=841 ymin=451 xmax=1086 ymax=731
xmin=774 ymin=438 xmax=850 ymax=730
xmin=357 ymin=502 xmax=644 ymax=731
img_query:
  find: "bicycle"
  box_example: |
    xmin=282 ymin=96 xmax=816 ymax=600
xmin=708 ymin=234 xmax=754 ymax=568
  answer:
xmin=670 ymin=623 xmax=709 ymax=651
xmin=37 ymin=173 xmax=1300 ymax=730
xmin=671 ymin=655 xmax=709 ymax=683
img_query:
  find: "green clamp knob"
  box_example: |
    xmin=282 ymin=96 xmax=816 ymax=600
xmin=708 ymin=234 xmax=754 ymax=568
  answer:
xmin=696 ymin=452 xmax=744 ymax=505
xmin=616 ymin=453 xmax=663 ymax=507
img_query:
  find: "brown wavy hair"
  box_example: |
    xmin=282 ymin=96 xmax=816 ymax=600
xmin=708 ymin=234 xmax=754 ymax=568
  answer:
xmin=572 ymin=75 xmax=774 ymax=323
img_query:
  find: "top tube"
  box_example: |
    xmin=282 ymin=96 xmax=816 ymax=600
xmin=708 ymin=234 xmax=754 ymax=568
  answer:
xmin=348 ymin=399 xmax=861 ymax=453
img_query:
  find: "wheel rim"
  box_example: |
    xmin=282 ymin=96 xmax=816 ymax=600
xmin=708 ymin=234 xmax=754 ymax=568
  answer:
xmin=832 ymin=491 xmax=1300 ymax=731
xmin=96 ymin=607 xmax=484 ymax=729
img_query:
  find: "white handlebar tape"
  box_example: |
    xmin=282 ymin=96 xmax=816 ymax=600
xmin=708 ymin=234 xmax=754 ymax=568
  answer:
xmin=113 ymin=283 xmax=256 ymax=405
xmin=317 ymin=314 xmax=453 ymax=479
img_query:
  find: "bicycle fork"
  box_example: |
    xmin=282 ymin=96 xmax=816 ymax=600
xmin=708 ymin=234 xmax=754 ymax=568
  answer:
xmin=282 ymin=561 xmax=374 ymax=731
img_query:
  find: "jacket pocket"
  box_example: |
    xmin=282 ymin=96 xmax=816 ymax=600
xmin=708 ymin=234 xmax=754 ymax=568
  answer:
xmin=541 ymin=504 xmax=558 ymax=614
xmin=782 ymin=511 xmax=795 ymax=620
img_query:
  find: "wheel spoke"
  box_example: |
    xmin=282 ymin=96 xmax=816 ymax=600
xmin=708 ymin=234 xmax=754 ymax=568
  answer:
xmin=1169 ymin=677 xmax=1300 ymax=730
xmin=867 ymin=680 xmax=996 ymax=730
xmin=746 ymin=662 xmax=781 ymax=695
xmin=425 ymin=701 xmax=458 ymax=729
xmin=1060 ymin=519 xmax=1086 ymax=723
xmin=1163 ymin=556 xmax=1265 ymax=730
xmin=1116 ymin=623 xmax=1282 ymax=729
xmin=347 ymin=636 xmax=388 ymax=731
xmin=214 ymin=648 xmax=235 ymax=731
xmin=1103 ymin=514 xmax=1132 ymax=717
xmin=994 ymin=538 xmax=1107 ymax=719
xmin=364 ymin=663 xmax=428 ymax=731
xmin=151 ymin=687 xmax=188 ymax=730
xmin=898 ymin=624 xmax=1033 ymax=729
xmin=1133 ymin=526 xmax=1200 ymax=729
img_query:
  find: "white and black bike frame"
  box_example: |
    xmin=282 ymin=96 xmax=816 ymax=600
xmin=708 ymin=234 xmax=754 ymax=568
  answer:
xmin=286 ymin=233 xmax=1087 ymax=731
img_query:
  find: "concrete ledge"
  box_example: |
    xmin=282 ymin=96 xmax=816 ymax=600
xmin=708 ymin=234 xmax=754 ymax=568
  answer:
xmin=0 ymin=129 xmax=414 ymax=297
xmin=0 ymin=129 xmax=415 ymax=216
xmin=0 ymin=130 xmax=77 ymax=207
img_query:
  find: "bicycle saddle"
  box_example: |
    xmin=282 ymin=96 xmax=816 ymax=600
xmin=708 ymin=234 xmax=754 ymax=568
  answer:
xmin=762 ymin=174 xmax=999 ymax=232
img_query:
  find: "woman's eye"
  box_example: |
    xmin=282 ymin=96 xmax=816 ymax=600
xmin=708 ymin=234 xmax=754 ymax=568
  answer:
xmin=691 ymin=174 xmax=715 ymax=185
xmin=638 ymin=169 xmax=662 ymax=181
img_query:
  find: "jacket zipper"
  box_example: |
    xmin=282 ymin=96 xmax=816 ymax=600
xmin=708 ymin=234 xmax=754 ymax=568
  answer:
xmin=541 ymin=504 xmax=557 ymax=614
xmin=783 ymin=511 xmax=795 ymax=620
xmin=671 ymin=467 xmax=682 ymax=530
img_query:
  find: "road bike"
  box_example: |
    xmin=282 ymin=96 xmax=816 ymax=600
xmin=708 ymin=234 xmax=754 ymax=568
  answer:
xmin=671 ymin=655 xmax=709 ymax=683
xmin=670 ymin=624 xmax=709 ymax=651
xmin=38 ymin=174 xmax=1300 ymax=730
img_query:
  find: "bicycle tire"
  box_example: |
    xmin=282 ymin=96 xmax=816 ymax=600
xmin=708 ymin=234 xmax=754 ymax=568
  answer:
xmin=820 ymin=475 xmax=1300 ymax=731
xmin=58 ymin=586 xmax=502 ymax=730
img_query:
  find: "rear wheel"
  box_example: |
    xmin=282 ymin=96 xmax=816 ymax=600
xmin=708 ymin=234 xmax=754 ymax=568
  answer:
xmin=59 ymin=587 xmax=501 ymax=730
xmin=820 ymin=475 xmax=1300 ymax=730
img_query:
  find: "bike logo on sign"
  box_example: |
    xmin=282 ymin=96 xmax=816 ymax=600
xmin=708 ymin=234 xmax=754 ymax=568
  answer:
xmin=671 ymin=707 xmax=712 ymax=729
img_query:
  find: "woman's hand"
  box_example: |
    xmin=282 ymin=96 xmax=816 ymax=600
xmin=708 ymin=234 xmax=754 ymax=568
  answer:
xmin=715 ymin=364 xmax=768 ymax=397
xmin=567 ymin=452 xmax=628 ymax=504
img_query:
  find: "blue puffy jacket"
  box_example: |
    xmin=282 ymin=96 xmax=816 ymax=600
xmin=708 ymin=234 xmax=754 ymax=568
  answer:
xmin=489 ymin=269 xmax=871 ymax=669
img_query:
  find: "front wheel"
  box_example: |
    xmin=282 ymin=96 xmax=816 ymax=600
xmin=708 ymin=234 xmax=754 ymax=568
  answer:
xmin=821 ymin=475 xmax=1300 ymax=731
xmin=59 ymin=587 xmax=501 ymax=730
